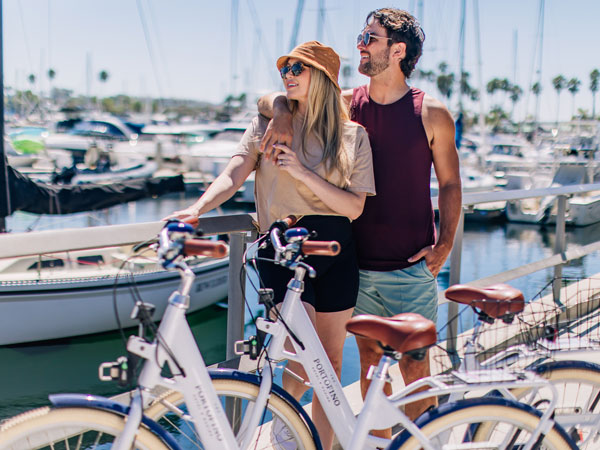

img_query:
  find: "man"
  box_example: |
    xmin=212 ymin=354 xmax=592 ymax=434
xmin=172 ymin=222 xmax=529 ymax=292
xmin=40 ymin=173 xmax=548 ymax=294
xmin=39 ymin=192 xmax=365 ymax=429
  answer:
xmin=259 ymin=7 xmax=461 ymax=434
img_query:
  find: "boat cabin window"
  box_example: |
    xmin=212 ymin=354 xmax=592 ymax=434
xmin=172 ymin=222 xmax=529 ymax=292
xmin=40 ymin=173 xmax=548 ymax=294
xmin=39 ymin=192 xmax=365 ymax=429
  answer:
xmin=27 ymin=259 xmax=65 ymax=270
xmin=77 ymin=255 xmax=105 ymax=266
xmin=71 ymin=121 xmax=127 ymax=140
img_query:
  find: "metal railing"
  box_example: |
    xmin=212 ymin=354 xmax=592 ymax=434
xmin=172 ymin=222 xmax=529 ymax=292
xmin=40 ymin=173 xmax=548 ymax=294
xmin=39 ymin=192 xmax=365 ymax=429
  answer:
xmin=3 ymin=183 xmax=600 ymax=357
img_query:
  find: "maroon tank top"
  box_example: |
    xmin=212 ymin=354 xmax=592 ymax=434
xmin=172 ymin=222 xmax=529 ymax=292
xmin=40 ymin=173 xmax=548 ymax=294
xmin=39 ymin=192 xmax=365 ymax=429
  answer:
xmin=351 ymin=85 xmax=435 ymax=271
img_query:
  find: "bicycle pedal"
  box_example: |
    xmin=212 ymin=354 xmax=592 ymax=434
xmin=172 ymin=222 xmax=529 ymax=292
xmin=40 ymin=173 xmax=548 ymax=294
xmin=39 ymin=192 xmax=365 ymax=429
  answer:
xmin=234 ymin=335 xmax=261 ymax=360
xmin=99 ymin=356 xmax=129 ymax=385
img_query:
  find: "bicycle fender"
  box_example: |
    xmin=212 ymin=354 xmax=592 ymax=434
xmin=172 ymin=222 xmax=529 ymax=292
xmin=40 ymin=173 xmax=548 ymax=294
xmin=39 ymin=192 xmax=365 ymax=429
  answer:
xmin=386 ymin=396 xmax=578 ymax=450
xmin=531 ymin=359 xmax=600 ymax=374
xmin=49 ymin=393 xmax=182 ymax=450
xmin=209 ymin=368 xmax=323 ymax=450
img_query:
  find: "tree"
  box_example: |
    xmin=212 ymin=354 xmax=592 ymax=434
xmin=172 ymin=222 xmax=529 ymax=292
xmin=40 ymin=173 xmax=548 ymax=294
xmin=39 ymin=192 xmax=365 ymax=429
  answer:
xmin=485 ymin=106 xmax=509 ymax=133
xmin=47 ymin=69 xmax=56 ymax=81
xmin=436 ymin=62 xmax=454 ymax=101
xmin=459 ymin=71 xmax=478 ymax=109
xmin=509 ymin=85 xmax=523 ymax=119
xmin=551 ymin=75 xmax=566 ymax=123
xmin=98 ymin=70 xmax=109 ymax=83
xmin=567 ymin=78 xmax=581 ymax=120
xmin=590 ymin=69 xmax=599 ymax=119
xmin=27 ymin=74 xmax=36 ymax=85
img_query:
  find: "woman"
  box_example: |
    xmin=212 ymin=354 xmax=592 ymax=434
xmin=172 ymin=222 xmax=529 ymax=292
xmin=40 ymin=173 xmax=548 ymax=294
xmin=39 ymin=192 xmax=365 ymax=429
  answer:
xmin=166 ymin=41 xmax=375 ymax=450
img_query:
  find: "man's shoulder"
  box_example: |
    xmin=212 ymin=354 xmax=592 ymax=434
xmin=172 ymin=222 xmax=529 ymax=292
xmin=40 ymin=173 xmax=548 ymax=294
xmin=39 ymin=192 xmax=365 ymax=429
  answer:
xmin=421 ymin=92 xmax=448 ymax=112
xmin=421 ymin=93 xmax=453 ymax=125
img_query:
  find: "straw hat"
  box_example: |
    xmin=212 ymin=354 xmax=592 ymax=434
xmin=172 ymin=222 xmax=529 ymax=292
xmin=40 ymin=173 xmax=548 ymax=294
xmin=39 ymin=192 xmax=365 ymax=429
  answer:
xmin=276 ymin=41 xmax=341 ymax=92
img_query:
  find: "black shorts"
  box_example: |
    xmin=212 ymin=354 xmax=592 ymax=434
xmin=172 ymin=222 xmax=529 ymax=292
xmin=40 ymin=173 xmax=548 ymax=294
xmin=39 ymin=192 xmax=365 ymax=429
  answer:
xmin=257 ymin=215 xmax=359 ymax=313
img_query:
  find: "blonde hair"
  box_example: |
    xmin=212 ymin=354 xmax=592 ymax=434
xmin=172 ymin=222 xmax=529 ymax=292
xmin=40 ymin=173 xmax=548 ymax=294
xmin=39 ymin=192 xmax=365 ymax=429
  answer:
xmin=290 ymin=69 xmax=351 ymax=186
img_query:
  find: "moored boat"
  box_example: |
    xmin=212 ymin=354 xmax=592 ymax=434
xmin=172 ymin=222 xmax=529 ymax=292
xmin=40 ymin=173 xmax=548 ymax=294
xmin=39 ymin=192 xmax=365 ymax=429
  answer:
xmin=0 ymin=248 xmax=229 ymax=346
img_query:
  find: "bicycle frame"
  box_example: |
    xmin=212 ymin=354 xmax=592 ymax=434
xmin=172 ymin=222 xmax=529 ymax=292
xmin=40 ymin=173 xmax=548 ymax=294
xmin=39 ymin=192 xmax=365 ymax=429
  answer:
xmin=119 ymin=263 xmax=241 ymax=450
xmin=251 ymin=262 xmax=562 ymax=450
xmin=456 ymin=318 xmax=600 ymax=446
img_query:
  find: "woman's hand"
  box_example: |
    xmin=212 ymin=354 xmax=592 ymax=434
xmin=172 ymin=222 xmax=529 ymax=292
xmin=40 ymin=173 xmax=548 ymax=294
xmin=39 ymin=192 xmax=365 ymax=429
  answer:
xmin=162 ymin=206 xmax=200 ymax=224
xmin=273 ymin=144 xmax=308 ymax=180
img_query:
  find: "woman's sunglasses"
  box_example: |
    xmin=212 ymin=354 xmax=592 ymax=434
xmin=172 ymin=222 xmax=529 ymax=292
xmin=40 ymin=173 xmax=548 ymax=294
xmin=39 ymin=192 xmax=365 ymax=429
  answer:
xmin=356 ymin=31 xmax=392 ymax=47
xmin=280 ymin=61 xmax=309 ymax=79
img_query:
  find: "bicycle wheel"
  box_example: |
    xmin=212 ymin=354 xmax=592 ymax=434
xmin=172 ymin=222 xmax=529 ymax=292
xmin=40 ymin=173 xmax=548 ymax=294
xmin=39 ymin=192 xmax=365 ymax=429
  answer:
xmin=509 ymin=360 xmax=600 ymax=448
xmin=0 ymin=406 xmax=171 ymax=450
xmin=389 ymin=397 xmax=576 ymax=450
xmin=146 ymin=376 xmax=319 ymax=450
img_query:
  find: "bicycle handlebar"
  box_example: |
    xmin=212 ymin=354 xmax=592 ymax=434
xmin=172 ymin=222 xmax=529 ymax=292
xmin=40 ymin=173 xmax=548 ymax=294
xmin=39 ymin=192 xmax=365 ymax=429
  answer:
xmin=183 ymin=240 xmax=228 ymax=258
xmin=267 ymin=215 xmax=341 ymax=266
xmin=301 ymin=241 xmax=341 ymax=256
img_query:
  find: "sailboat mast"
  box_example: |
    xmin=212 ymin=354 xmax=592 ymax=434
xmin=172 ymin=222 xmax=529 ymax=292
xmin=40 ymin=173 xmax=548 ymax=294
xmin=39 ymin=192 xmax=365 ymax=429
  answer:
xmin=458 ymin=0 xmax=466 ymax=113
xmin=473 ymin=0 xmax=487 ymax=152
xmin=317 ymin=0 xmax=325 ymax=42
xmin=230 ymin=0 xmax=239 ymax=96
xmin=0 ymin=0 xmax=9 ymax=233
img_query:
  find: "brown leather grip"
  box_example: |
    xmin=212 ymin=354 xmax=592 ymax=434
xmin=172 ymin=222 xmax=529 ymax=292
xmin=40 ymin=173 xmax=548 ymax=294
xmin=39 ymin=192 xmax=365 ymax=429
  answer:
xmin=282 ymin=215 xmax=298 ymax=228
xmin=301 ymin=241 xmax=341 ymax=256
xmin=183 ymin=240 xmax=228 ymax=258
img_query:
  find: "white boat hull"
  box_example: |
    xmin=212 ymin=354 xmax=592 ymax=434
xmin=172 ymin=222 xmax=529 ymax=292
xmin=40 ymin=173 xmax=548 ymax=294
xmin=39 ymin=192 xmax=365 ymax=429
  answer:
xmin=0 ymin=258 xmax=229 ymax=345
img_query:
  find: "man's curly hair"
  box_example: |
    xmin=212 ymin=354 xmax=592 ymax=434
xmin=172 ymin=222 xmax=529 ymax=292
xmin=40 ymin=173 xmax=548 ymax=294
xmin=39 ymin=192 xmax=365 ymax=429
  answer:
xmin=366 ymin=8 xmax=425 ymax=78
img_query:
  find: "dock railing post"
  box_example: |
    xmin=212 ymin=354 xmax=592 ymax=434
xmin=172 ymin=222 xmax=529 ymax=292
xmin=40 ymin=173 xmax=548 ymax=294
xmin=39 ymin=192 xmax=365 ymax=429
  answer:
xmin=553 ymin=195 xmax=567 ymax=303
xmin=446 ymin=207 xmax=464 ymax=364
xmin=226 ymin=232 xmax=246 ymax=361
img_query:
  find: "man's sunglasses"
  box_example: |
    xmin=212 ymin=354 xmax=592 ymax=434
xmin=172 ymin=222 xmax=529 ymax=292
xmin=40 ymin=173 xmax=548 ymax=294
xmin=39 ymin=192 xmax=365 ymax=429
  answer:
xmin=280 ymin=61 xmax=309 ymax=79
xmin=356 ymin=31 xmax=392 ymax=47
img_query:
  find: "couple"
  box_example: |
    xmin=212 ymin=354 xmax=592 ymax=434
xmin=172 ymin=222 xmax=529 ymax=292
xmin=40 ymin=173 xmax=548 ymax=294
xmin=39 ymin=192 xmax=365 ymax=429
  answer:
xmin=167 ymin=7 xmax=461 ymax=449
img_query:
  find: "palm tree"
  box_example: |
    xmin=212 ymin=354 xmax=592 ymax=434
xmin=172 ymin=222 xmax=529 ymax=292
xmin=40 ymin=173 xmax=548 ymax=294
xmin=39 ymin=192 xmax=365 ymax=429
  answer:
xmin=98 ymin=70 xmax=109 ymax=83
xmin=27 ymin=74 xmax=36 ymax=85
xmin=567 ymin=78 xmax=581 ymax=120
xmin=552 ymin=75 xmax=566 ymax=123
xmin=98 ymin=70 xmax=109 ymax=110
xmin=590 ymin=69 xmax=599 ymax=119
xmin=509 ymin=84 xmax=523 ymax=120
xmin=47 ymin=69 xmax=56 ymax=101
xmin=531 ymin=82 xmax=542 ymax=125
xmin=436 ymin=62 xmax=454 ymax=102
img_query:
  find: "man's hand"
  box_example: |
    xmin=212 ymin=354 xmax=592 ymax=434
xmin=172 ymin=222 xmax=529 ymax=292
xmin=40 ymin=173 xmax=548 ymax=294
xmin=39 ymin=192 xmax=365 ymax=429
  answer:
xmin=407 ymin=244 xmax=450 ymax=278
xmin=259 ymin=108 xmax=293 ymax=163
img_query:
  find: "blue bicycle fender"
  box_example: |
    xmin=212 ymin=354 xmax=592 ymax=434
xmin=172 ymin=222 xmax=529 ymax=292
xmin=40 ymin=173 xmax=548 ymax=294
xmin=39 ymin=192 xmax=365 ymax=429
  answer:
xmin=531 ymin=359 xmax=600 ymax=374
xmin=387 ymin=396 xmax=578 ymax=450
xmin=49 ymin=393 xmax=182 ymax=450
xmin=209 ymin=368 xmax=324 ymax=450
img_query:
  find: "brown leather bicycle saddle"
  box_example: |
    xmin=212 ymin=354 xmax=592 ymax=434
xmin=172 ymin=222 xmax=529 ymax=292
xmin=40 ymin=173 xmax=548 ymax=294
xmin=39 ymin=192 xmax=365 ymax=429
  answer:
xmin=345 ymin=313 xmax=437 ymax=353
xmin=444 ymin=284 xmax=525 ymax=318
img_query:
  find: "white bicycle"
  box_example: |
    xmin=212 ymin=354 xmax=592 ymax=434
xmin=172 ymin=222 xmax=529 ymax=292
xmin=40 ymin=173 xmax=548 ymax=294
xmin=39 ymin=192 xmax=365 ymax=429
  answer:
xmin=440 ymin=282 xmax=600 ymax=448
xmin=0 ymin=219 xmax=578 ymax=450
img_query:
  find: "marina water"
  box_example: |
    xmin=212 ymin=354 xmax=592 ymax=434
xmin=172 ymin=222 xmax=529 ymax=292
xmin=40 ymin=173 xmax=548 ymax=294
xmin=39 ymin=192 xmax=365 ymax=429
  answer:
xmin=3 ymin=192 xmax=600 ymax=420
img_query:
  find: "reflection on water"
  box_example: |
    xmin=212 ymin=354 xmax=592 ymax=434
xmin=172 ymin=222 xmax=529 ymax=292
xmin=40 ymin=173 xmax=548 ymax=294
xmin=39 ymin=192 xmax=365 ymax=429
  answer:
xmin=0 ymin=305 xmax=227 ymax=419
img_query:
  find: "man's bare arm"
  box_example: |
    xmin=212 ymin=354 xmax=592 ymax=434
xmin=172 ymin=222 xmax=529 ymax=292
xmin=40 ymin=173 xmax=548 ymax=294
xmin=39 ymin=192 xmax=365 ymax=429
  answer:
xmin=257 ymin=92 xmax=285 ymax=120
xmin=409 ymin=96 xmax=462 ymax=276
xmin=257 ymin=92 xmax=293 ymax=161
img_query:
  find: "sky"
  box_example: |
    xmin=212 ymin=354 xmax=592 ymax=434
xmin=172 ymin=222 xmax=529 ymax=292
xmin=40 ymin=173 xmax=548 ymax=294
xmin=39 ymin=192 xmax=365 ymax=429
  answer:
xmin=3 ymin=0 xmax=600 ymax=123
